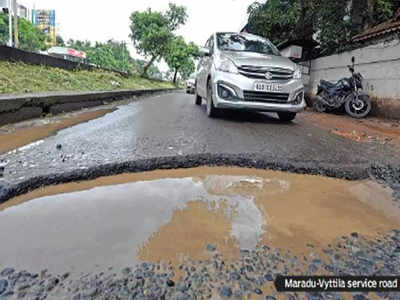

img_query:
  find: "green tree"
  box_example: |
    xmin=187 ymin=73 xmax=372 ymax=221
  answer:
xmin=56 ymin=35 xmax=65 ymax=47
xmin=247 ymin=0 xmax=397 ymax=56
xmin=132 ymin=59 xmax=163 ymax=79
xmin=0 ymin=12 xmax=48 ymax=52
xmin=164 ymin=36 xmax=198 ymax=83
xmin=315 ymin=0 xmax=350 ymax=55
xmin=247 ymin=0 xmax=302 ymax=45
xmin=390 ymin=0 xmax=400 ymax=12
xmin=179 ymin=59 xmax=195 ymax=81
xmin=0 ymin=13 xmax=9 ymax=45
xmin=66 ymin=39 xmax=133 ymax=73
xmin=148 ymin=64 xmax=163 ymax=79
xmin=129 ymin=3 xmax=187 ymax=78
xmin=66 ymin=39 xmax=92 ymax=52
xmin=351 ymin=0 xmax=394 ymax=35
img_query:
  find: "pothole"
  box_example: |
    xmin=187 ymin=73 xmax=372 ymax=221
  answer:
xmin=0 ymin=167 xmax=399 ymax=299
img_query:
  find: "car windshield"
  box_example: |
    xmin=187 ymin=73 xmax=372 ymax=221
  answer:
xmin=216 ymin=33 xmax=281 ymax=56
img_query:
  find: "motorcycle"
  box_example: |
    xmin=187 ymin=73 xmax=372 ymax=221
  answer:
xmin=314 ymin=57 xmax=372 ymax=118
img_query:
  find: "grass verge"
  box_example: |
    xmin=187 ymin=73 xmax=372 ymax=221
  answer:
xmin=0 ymin=61 xmax=175 ymax=94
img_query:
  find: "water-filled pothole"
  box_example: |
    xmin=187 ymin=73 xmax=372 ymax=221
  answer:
xmin=0 ymin=167 xmax=399 ymax=276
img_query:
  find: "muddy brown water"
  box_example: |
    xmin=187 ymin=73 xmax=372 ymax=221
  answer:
xmin=0 ymin=167 xmax=399 ymax=275
xmin=0 ymin=109 xmax=114 ymax=154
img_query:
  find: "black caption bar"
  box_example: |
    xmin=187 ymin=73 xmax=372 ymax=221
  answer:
xmin=274 ymin=276 xmax=400 ymax=292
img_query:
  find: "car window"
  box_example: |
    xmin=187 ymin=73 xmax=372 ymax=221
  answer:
xmin=209 ymin=36 xmax=214 ymax=54
xmin=216 ymin=33 xmax=281 ymax=56
xmin=205 ymin=38 xmax=210 ymax=48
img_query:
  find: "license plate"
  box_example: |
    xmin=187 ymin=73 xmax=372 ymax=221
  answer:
xmin=254 ymin=82 xmax=282 ymax=92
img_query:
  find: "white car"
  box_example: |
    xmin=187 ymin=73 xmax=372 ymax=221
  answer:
xmin=195 ymin=32 xmax=306 ymax=121
xmin=186 ymin=73 xmax=196 ymax=94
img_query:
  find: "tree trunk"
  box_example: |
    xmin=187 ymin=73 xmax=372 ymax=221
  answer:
xmin=141 ymin=55 xmax=157 ymax=78
xmin=351 ymin=0 xmax=367 ymax=33
xmin=173 ymin=69 xmax=178 ymax=84
xmin=294 ymin=0 xmax=313 ymax=41
xmin=366 ymin=0 xmax=378 ymax=28
xmin=298 ymin=0 xmax=306 ymax=39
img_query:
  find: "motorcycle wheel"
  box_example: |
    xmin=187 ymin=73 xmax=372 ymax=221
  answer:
xmin=345 ymin=94 xmax=372 ymax=119
xmin=314 ymin=98 xmax=327 ymax=113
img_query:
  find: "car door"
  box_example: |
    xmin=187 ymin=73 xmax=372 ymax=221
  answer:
xmin=197 ymin=36 xmax=213 ymax=98
xmin=204 ymin=35 xmax=215 ymax=94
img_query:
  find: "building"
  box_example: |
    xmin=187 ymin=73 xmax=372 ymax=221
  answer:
xmin=17 ymin=3 xmax=31 ymax=21
xmin=32 ymin=9 xmax=56 ymax=46
xmin=0 ymin=0 xmax=8 ymax=12
xmin=0 ymin=0 xmax=31 ymax=21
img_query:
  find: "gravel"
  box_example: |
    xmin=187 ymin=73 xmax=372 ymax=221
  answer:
xmin=0 ymin=231 xmax=398 ymax=299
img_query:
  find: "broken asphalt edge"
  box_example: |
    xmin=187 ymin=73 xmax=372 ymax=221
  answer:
xmin=0 ymin=153 xmax=399 ymax=204
xmin=0 ymin=88 xmax=181 ymax=126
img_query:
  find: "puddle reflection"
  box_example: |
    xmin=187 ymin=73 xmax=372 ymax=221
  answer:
xmin=0 ymin=167 xmax=398 ymax=275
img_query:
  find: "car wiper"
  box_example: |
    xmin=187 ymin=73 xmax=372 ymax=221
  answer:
xmin=221 ymin=49 xmax=279 ymax=56
xmin=231 ymin=49 xmax=273 ymax=55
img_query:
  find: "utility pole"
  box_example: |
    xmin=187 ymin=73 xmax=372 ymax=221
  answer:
xmin=8 ymin=0 xmax=13 ymax=47
xmin=12 ymin=0 xmax=18 ymax=48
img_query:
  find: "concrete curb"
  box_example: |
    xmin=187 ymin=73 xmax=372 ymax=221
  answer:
xmin=0 ymin=88 xmax=181 ymax=126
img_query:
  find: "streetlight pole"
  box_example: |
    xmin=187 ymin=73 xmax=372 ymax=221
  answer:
xmin=8 ymin=0 xmax=13 ymax=47
xmin=13 ymin=0 xmax=18 ymax=48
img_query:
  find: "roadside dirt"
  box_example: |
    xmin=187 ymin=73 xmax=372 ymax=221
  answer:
xmin=304 ymin=110 xmax=400 ymax=147
xmin=0 ymin=108 xmax=115 ymax=154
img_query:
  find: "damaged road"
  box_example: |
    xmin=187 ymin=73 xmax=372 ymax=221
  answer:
xmin=1 ymin=92 xmax=400 ymax=299
xmin=0 ymin=167 xmax=400 ymax=300
xmin=1 ymin=91 xmax=400 ymax=202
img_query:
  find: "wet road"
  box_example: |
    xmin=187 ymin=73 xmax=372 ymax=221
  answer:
xmin=1 ymin=92 xmax=400 ymax=299
xmin=1 ymin=91 xmax=400 ymax=193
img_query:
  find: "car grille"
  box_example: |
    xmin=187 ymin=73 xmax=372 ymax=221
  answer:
xmin=238 ymin=65 xmax=294 ymax=80
xmin=243 ymin=91 xmax=289 ymax=103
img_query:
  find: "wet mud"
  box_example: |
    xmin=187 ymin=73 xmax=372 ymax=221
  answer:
xmin=304 ymin=110 xmax=400 ymax=146
xmin=0 ymin=108 xmax=115 ymax=154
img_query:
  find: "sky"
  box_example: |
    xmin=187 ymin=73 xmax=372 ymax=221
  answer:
xmin=18 ymin=0 xmax=259 ymax=71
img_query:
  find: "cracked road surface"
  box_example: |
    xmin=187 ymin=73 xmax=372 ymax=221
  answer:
xmin=1 ymin=91 xmax=400 ymax=191
xmin=1 ymin=92 xmax=400 ymax=300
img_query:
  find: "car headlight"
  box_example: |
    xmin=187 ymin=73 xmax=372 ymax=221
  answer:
xmin=215 ymin=57 xmax=238 ymax=74
xmin=293 ymin=67 xmax=302 ymax=79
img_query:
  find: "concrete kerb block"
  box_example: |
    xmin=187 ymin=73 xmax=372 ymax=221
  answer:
xmin=0 ymin=88 xmax=180 ymax=125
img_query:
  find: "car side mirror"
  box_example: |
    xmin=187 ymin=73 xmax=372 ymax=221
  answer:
xmin=199 ymin=47 xmax=210 ymax=57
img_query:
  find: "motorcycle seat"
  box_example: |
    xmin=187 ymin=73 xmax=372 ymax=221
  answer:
xmin=320 ymin=80 xmax=336 ymax=87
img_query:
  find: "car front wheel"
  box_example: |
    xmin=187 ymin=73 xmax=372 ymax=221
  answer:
xmin=277 ymin=112 xmax=296 ymax=122
xmin=206 ymin=80 xmax=219 ymax=118
xmin=195 ymin=93 xmax=202 ymax=105
xmin=194 ymin=84 xmax=202 ymax=105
